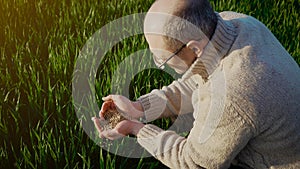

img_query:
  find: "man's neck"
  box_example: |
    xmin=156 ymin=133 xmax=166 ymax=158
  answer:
xmin=182 ymin=13 xmax=238 ymax=81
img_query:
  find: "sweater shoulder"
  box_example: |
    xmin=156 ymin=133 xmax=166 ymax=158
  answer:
xmin=219 ymin=11 xmax=249 ymax=20
xmin=220 ymin=47 xmax=300 ymax=132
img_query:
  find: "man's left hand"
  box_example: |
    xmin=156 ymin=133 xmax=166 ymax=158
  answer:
xmin=92 ymin=117 xmax=145 ymax=140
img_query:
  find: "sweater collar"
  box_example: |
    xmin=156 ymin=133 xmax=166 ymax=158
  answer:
xmin=182 ymin=13 xmax=237 ymax=81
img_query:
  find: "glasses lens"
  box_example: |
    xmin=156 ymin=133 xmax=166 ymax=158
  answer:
xmin=152 ymin=45 xmax=185 ymax=70
xmin=152 ymin=55 xmax=165 ymax=69
xmin=159 ymin=65 xmax=165 ymax=69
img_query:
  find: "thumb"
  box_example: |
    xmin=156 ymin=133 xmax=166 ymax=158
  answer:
xmin=102 ymin=95 xmax=113 ymax=101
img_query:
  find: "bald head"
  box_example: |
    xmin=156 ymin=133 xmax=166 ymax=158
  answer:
xmin=149 ymin=0 xmax=185 ymax=14
xmin=144 ymin=0 xmax=217 ymax=73
xmin=144 ymin=0 xmax=186 ymax=36
xmin=145 ymin=0 xmax=217 ymax=50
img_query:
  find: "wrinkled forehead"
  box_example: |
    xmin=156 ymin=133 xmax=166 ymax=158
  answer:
xmin=144 ymin=34 xmax=165 ymax=50
xmin=143 ymin=13 xmax=173 ymax=52
xmin=144 ymin=12 xmax=202 ymax=42
xmin=144 ymin=12 xmax=169 ymax=37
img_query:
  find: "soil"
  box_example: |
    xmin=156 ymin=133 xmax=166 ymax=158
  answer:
xmin=102 ymin=107 xmax=126 ymax=130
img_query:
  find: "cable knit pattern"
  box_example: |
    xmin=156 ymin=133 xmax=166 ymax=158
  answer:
xmin=137 ymin=11 xmax=300 ymax=169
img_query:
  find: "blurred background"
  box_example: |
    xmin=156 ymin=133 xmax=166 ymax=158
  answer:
xmin=0 ymin=0 xmax=299 ymax=168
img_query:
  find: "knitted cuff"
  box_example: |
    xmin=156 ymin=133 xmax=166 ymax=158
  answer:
xmin=137 ymin=124 xmax=164 ymax=139
xmin=138 ymin=90 xmax=167 ymax=122
xmin=137 ymin=124 xmax=184 ymax=158
xmin=136 ymin=124 xmax=165 ymax=156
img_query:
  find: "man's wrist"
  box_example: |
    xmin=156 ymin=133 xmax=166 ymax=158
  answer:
xmin=133 ymin=101 xmax=144 ymax=112
xmin=133 ymin=101 xmax=146 ymax=121
xmin=130 ymin=122 xmax=145 ymax=136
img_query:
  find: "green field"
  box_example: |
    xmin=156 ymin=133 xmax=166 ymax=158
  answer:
xmin=0 ymin=0 xmax=299 ymax=168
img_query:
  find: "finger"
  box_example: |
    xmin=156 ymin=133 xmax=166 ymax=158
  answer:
xmin=102 ymin=129 xmax=125 ymax=140
xmin=99 ymin=131 xmax=107 ymax=139
xmin=99 ymin=101 xmax=114 ymax=118
xmin=102 ymin=95 xmax=113 ymax=101
xmin=92 ymin=117 xmax=103 ymax=132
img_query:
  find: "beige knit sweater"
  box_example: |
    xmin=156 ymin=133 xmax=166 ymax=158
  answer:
xmin=137 ymin=12 xmax=300 ymax=169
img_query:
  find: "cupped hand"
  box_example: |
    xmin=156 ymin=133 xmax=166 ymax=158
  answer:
xmin=100 ymin=95 xmax=144 ymax=121
xmin=92 ymin=117 xmax=145 ymax=140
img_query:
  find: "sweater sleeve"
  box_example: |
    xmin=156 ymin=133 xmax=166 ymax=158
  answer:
xmin=137 ymin=106 xmax=255 ymax=169
xmin=137 ymin=77 xmax=199 ymax=122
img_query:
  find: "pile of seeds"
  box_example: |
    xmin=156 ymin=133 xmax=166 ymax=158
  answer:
xmin=101 ymin=107 xmax=126 ymax=130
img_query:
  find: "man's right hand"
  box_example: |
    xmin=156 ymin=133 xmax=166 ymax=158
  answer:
xmin=100 ymin=95 xmax=144 ymax=121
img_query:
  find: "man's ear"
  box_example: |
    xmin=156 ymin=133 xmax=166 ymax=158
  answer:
xmin=187 ymin=39 xmax=208 ymax=57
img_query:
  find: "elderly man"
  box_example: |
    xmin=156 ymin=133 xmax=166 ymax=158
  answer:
xmin=92 ymin=0 xmax=300 ymax=168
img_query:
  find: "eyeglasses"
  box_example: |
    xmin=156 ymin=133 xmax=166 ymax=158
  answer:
xmin=153 ymin=44 xmax=186 ymax=69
